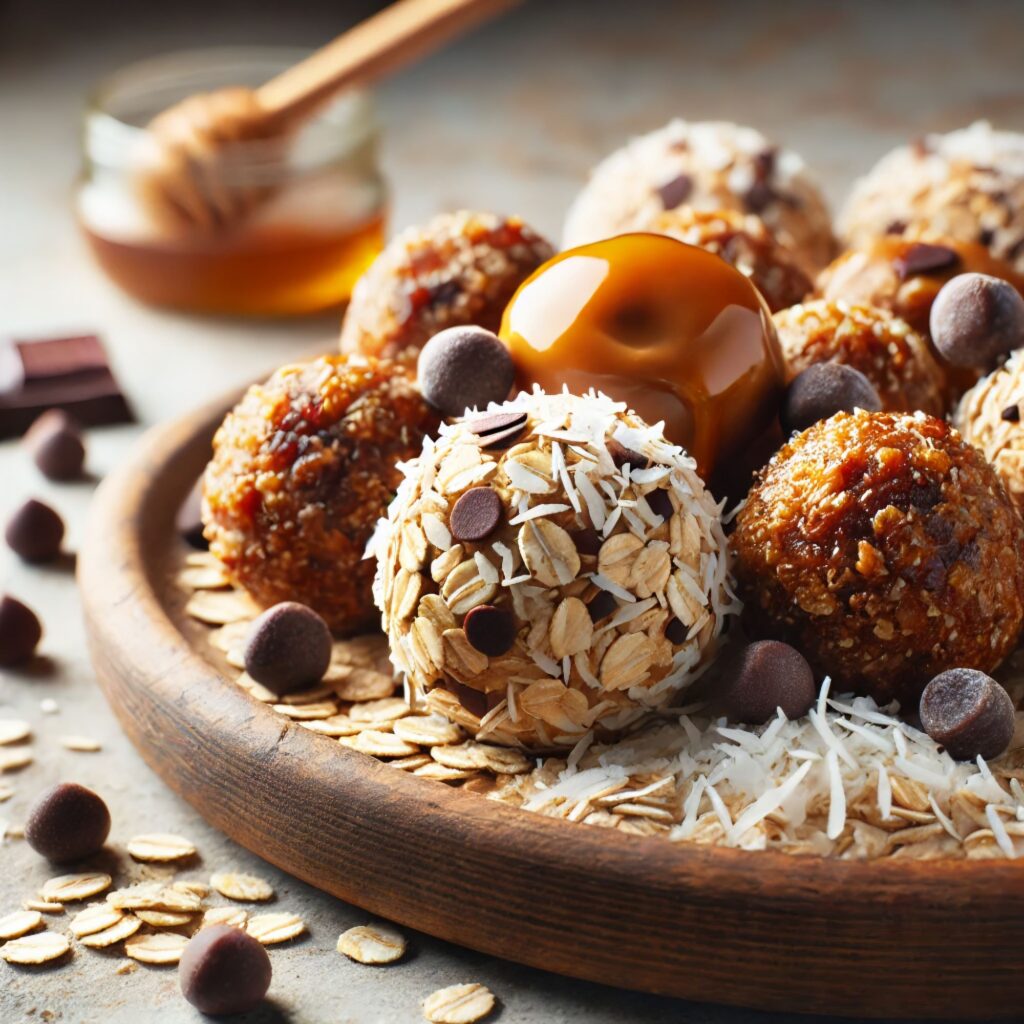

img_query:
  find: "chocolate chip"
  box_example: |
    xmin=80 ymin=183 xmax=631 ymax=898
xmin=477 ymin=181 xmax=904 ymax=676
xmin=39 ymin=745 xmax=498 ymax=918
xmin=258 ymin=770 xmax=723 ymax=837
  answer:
xmin=721 ymin=640 xmax=816 ymax=725
xmin=919 ymin=668 xmax=1015 ymax=761
xmin=441 ymin=680 xmax=501 ymax=719
xmin=665 ymin=617 xmax=687 ymax=645
xmin=884 ymin=219 xmax=908 ymax=236
xmin=243 ymin=602 xmax=332 ymax=696
xmin=586 ymin=590 xmax=617 ymax=623
xmin=450 ymin=487 xmax=502 ymax=542
xmin=464 ymin=604 xmax=516 ymax=656
xmin=646 ymin=488 xmax=674 ymax=521
xmin=781 ymin=363 xmax=882 ymax=434
xmin=657 ymin=172 xmax=693 ymax=210
xmin=892 ymin=242 xmax=961 ymax=280
xmin=572 ymin=527 xmax=602 ymax=557
xmin=743 ymin=180 xmax=776 ymax=214
xmin=25 ymin=409 xmax=86 ymax=481
xmin=0 ymin=594 xmax=42 ymax=667
xmin=417 ymin=326 xmax=516 ymax=418
xmin=1002 ymin=404 xmax=1021 ymax=422
xmin=607 ymin=438 xmax=648 ymax=470
xmin=5 ymin=499 xmax=64 ymax=563
xmin=177 ymin=479 xmax=207 ymax=550
xmin=463 ymin=410 xmax=528 ymax=450
xmin=929 ymin=273 xmax=1024 ymax=369
xmin=179 ymin=924 xmax=272 ymax=1016
xmin=25 ymin=782 xmax=111 ymax=862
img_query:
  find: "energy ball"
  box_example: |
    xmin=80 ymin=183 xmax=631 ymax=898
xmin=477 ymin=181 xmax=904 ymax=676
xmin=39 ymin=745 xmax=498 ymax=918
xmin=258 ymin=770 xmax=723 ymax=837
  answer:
xmin=372 ymin=390 xmax=737 ymax=750
xmin=340 ymin=210 xmax=554 ymax=363
xmin=203 ymin=355 xmax=439 ymax=634
xmin=563 ymin=120 xmax=835 ymax=275
xmin=774 ymin=300 xmax=947 ymax=417
xmin=955 ymin=348 xmax=1024 ymax=512
xmin=636 ymin=207 xmax=812 ymax=312
xmin=839 ymin=122 xmax=1024 ymax=273
xmin=733 ymin=410 xmax=1024 ymax=707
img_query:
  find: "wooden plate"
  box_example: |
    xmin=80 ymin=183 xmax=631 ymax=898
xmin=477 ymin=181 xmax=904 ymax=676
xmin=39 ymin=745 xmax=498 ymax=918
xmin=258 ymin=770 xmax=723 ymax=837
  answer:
xmin=80 ymin=390 xmax=1024 ymax=1020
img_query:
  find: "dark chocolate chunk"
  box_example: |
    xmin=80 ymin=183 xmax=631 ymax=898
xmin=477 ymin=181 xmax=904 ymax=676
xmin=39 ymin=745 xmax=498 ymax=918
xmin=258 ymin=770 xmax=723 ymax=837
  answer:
xmin=25 ymin=782 xmax=111 ymax=862
xmin=884 ymin=219 xmax=908 ymax=236
xmin=5 ymin=499 xmax=65 ymax=563
xmin=722 ymin=640 xmax=816 ymax=725
xmin=586 ymin=590 xmax=617 ymax=623
xmin=572 ymin=527 xmax=602 ymax=557
xmin=243 ymin=602 xmax=333 ymax=696
xmin=742 ymin=180 xmax=776 ymax=214
xmin=177 ymin=479 xmax=208 ymax=550
xmin=1002 ymin=404 xmax=1021 ymax=423
xmin=417 ymin=326 xmax=515 ymax=418
xmin=464 ymin=604 xmax=516 ymax=656
xmin=657 ymin=172 xmax=693 ymax=210
xmin=0 ymin=335 xmax=132 ymax=439
xmin=781 ymin=363 xmax=882 ymax=435
xmin=919 ymin=668 xmax=1015 ymax=761
xmin=463 ymin=410 xmax=529 ymax=450
xmin=25 ymin=409 xmax=86 ymax=480
xmin=0 ymin=594 xmax=42 ymax=666
xmin=646 ymin=488 xmax=674 ymax=521
xmin=179 ymin=924 xmax=272 ymax=1016
xmin=607 ymin=438 xmax=648 ymax=470
xmin=929 ymin=273 xmax=1024 ymax=369
xmin=665 ymin=617 xmax=687 ymax=645
xmin=450 ymin=488 xmax=502 ymax=543
xmin=892 ymin=242 xmax=961 ymax=280
xmin=442 ymin=680 xmax=500 ymax=719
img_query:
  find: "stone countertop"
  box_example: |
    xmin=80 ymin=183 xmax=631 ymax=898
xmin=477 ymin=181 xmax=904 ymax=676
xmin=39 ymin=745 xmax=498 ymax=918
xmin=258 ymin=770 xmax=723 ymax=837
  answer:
xmin=1 ymin=0 xmax=1022 ymax=1021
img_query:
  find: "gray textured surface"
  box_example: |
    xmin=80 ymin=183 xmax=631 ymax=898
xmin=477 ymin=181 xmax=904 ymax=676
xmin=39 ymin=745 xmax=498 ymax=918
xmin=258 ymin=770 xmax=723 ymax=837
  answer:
xmin=1 ymin=1 xmax=1023 ymax=1020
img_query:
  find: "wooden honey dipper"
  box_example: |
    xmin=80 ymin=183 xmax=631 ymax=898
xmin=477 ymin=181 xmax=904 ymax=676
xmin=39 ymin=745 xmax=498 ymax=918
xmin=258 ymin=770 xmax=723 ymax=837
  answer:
xmin=138 ymin=0 xmax=517 ymax=233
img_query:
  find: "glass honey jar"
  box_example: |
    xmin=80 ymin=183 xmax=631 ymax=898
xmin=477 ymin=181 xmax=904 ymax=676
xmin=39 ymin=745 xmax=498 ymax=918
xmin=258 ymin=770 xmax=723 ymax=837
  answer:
xmin=78 ymin=47 xmax=386 ymax=316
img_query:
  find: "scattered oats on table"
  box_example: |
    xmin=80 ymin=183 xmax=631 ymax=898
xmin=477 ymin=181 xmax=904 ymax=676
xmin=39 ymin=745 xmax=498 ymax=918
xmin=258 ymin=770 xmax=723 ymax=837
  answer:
xmin=58 ymin=735 xmax=102 ymax=753
xmin=0 ymin=719 xmax=31 ymax=745
xmin=0 ymin=931 xmax=70 ymax=965
xmin=40 ymin=872 xmax=112 ymax=903
xmin=246 ymin=912 xmax=306 ymax=945
xmin=0 ymin=909 xmax=43 ymax=939
xmin=211 ymin=872 xmax=274 ymax=903
xmin=337 ymin=923 xmax=407 ymax=965
xmin=124 ymin=931 xmax=188 ymax=965
xmin=79 ymin=915 xmax=143 ymax=948
xmin=422 ymin=982 xmax=496 ymax=1024
xmin=126 ymin=833 xmax=197 ymax=862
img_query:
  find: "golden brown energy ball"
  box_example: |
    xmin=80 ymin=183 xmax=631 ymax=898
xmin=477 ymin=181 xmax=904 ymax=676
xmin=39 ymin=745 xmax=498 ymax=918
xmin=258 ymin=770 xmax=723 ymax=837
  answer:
xmin=773 ymin=300 xmax=947 ymax=417
xmin=203 ymin=355 xmax=439 ymax=634
xmin=733 ymin=410 xmax=1024 ymax=707
xmin=339 ymin=210 xmax=554 ymax=363
xmin=643 ymin=207 xmax=812 ymax=312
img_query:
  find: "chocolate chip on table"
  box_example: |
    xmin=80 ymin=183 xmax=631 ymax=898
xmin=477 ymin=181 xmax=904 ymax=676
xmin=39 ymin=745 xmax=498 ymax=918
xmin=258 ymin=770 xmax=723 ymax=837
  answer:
xmin=176 ymin=479 xmax=207 ymax=550
xmin=607 ymin=438 xmax=648 ymax=470
xmin=179 ymin=924 xmax=272 ymax=1016
xmin=656 ymin=172 xmax=693 ymax=210
xmin=646 ymin=488 xmax=674 ymax=521
xmin=449 ymin=487 xmax=502 ymax=543
xmin=417 ymin=326 xmax=516 ymax=418
xmin=781 ymin=363 xmax=882 ymax=435
xmin=243 ymin=602 xmax=333 ymax=696
xmin=464 ymin=604 xmax=516 ymax=656
xmin=722 ymin=640 xmax=817 ymax=725
xmin=25 ymin=782 xmax=111 ymax=862
xmin=919 ymin=668 xmax=1016 ymax=761
xmin=5 ymin=498 xmax=65 ymax=563
xmin=0 ymin=594 xmax=42 ymax=666
xmin=892 ymin=241 xmax=961 ymax=280
xmin=586 ymin=590 xmax=617 ymax=623
xmin=24 ymin=409 xmax=86 ymax=481
xmin=929 ymin=273 xmax=1024 ymax=369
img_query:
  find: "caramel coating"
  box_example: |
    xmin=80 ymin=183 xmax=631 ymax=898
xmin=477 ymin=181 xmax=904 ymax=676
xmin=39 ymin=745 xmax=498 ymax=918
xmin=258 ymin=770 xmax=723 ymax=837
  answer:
xmin=733 ymin=411 xmax=1024 ymax=706
xmin=340 ymin=210 xmax=553 ymax=363
xmin=203 ymin=356 xmax=439 ymax=633
xmin=773 ymin=301 xmax=947 ymax=417
xmin=644 ymin=208 xmax=812 ymax=313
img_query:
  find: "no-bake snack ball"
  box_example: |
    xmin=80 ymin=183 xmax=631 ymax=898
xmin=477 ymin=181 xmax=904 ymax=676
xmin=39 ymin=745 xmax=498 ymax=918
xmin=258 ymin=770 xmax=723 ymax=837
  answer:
xmin=373 ymin=390 xmax=737 ymax=750
xmin=340 ymin=210 xmax=554 ymax=363
xmin=733 ymin=410 xmax=1024 ymax=707
xmin=643 ymin=207 xmax=812 ymax=312
xmin=773 ymin=300 xmax=947 ymax=417
xmin=839 ymin=122 xmax=1024 ymax=273
xmin=563 ymin=120 xmax=836 ymax=275
xmin=203 ymin=355 xmax=439 ymax=634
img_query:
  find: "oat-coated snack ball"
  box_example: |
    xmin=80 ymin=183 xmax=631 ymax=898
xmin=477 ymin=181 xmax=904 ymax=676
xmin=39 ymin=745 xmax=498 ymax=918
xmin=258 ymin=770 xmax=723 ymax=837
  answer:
xmin=203 ymin=355 xmax=439 ymax=634
xmin=373 ymin=389 xmax=737 ymax=750
xmin=563 ymin=120 xmax=836 ymax=275
xmin=339 ymin=210 xmax=554 ymax=363
xmin=641 ymin=207 xmax=812 ymax=312
xmin=773 ymin=300 xmax=947 ymax=417
xmin=733 ymin=410 xmax=1024 ymax=707
xmin=839 ymin=122 xmax=1024 ymax=273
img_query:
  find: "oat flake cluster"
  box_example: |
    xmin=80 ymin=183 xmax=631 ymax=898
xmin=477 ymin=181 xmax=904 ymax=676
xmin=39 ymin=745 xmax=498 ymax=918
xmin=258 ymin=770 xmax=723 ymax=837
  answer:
xmin=372 ymin=389 xmax=737 ymax=750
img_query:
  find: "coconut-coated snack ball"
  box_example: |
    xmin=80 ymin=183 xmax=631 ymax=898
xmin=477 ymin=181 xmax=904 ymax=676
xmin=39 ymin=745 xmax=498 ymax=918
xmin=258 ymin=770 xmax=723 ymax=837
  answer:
xmin=930 ymin=273 xmax=1024 ymax=369
xmin=774 ymin=300 xmax=947 ymax=417
xmin=638 ymin=207 xmax=812 ymax=313
xmin=839 ymin=122 xmax=1024 ymax=273
xmin=373 ymin=389 xmax=737 ymax=750
xmin=733 ymin=410 xmax=1024 ymax=707
xmin=563 ymin=120 xmax=836 ymax=274
xmin=340 ymin=210 xmax=554 ymax=364
xmin=203 ymin=355 xmax=439 ymax=634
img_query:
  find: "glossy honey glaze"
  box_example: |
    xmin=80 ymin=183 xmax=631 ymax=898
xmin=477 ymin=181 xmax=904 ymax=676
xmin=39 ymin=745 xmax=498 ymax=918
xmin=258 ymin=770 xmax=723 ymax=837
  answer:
xmin=500 ymin=233 xmax=786 ymax=482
